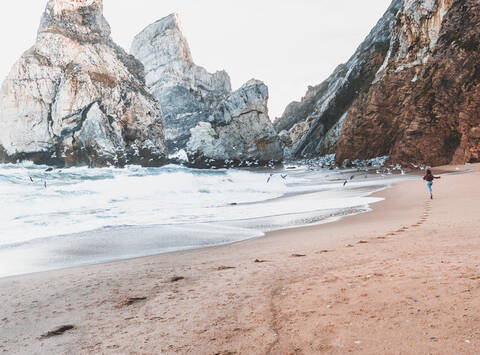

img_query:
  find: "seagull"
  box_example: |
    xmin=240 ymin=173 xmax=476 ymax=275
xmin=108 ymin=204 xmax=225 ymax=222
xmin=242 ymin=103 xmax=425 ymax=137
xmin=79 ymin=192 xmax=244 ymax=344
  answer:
xmin=45 ymin=167 xmax=53 ymax=172
xmin=44 ymin=181 xmax=47 ymax=189
xmin=343 ymin=180 xmax=348 ymax=186
xmin=267 ymin=173 xmax=274 ymax=183
xmin=350 ymin=175 xmax=355 ymax=180
xmin=281 ymin=174 xmax=287 ymax=180
xmin=29 ymin=177 xmax=34 ymax=183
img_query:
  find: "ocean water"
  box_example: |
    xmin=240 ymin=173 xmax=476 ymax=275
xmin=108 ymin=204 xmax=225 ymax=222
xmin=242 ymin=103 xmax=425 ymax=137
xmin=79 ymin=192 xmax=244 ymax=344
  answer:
xmin=0 ymin=162 xmax=406 ymax=277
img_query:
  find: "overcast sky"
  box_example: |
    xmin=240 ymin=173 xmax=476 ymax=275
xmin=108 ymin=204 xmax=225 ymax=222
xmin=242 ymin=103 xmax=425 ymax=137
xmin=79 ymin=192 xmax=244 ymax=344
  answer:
xmin=0 ymin=0 xmax=391 ymax=119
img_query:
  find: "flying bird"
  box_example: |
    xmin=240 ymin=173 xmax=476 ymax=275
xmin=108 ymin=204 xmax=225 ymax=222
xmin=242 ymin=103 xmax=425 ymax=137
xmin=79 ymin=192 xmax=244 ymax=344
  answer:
xmin=267 ymin=173 xmax=274 ymax=183
xmin=281 ymin=174 xmax=287 ymax=180
xmin=29 ymin=177 xmax=34 ymax=183
xmin=343 ymin=180 xmax=348 ymax=186
xmin=350 ymin=175 xmax=355 ymax=180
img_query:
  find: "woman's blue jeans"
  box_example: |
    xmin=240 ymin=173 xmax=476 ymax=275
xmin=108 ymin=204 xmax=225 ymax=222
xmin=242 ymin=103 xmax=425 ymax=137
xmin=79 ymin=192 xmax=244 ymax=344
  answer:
xmin=427 ymin=181 xmax=433 ymax=194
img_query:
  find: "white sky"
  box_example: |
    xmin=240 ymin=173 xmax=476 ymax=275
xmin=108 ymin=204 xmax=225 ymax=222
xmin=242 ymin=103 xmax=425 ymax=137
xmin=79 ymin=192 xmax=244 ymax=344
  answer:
xmin=0 ymin=0 xmax=391 ymax=119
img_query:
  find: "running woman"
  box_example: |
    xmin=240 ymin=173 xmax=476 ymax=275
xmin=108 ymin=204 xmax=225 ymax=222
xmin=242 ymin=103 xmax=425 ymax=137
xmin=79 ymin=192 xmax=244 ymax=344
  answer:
xmin=423 ymin=169 xmax=441 ymax=199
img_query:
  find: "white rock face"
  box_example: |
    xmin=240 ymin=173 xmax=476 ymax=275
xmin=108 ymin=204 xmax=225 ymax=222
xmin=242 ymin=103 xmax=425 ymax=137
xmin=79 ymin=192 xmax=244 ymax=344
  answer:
xmin=132 ymin=14 xmax=283 ymax=166
xmin=53 ymin=0 xmax=100 ymax=13
xmin=131 ymin=14 xmax=231 ymax=102
xmin=187 ymin=80 xmax=283 ymax=165
xmin=0 ymin=0 xmax=167 ymax=166
xmin=131 ymin=14 xmax=231 ymax=153
xmin=377 ymin=0 xmax=454 ymax=76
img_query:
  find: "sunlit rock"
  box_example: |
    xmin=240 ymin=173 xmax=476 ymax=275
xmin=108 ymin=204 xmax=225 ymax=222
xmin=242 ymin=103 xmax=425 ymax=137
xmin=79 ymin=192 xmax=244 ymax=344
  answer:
xmin=0 ymin=0 xmax=167 ymax=167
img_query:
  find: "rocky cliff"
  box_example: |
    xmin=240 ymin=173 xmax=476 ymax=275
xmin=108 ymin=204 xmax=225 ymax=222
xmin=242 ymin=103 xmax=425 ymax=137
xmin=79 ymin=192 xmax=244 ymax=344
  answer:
xmin=0 ymin=0 xmax=167 ymax=167
xmin=277 ymin=0 xmax=480 ymax=166
xmin=275 ymin=0 xmax=402 ymax=158
xmin=131 ymin=14 xmax=283 ymax=166
xmin=337 ymin=0 xmax=480 ymax=165
xmin=186 ymin=79 xmax=282 ymax=167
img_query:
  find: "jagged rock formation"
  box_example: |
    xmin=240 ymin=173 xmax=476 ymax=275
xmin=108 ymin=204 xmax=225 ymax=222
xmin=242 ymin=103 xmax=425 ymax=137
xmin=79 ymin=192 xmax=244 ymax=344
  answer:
xmin=186 ymin=79 xmax=283 ymax=166
xmin=131 ymin=13 xmax=231 ymax=153
xmin=277 ymin=0 xmax=480 ymax=166
xmin=0 ymin=0 xmax=167 ymax=167
xmin=131 ymin=14 xmax=283 ymax=166
xmin=275 ymin=0 xmax=402 ymax=158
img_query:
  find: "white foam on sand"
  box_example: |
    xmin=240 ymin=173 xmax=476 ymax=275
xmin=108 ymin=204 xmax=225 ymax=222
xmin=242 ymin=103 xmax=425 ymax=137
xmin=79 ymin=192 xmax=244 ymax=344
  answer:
xmin=0 ymin=162 xmax=408 ymax=277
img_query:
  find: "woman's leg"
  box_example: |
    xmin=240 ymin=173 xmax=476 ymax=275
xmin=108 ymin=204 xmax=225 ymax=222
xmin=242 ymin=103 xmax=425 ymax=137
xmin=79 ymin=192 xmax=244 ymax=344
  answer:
xmin=427 ymin=181 xmax=433 ymax=198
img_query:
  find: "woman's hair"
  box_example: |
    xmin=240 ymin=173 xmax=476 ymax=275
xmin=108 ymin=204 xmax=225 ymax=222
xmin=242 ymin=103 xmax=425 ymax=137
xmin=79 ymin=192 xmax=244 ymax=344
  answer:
xmin=426 ymin=169 xmax=432 ymax=175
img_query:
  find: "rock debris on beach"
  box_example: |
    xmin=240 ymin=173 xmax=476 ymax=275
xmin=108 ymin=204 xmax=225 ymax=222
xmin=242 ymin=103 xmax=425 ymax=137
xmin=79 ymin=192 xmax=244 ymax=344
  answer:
xmin=40 ymin=325 xmax=75 ymax=339
xmin=216 ymin=266 xmax=236 ymax=271
xmin=254 ymin=259 xmax=269 ymax=263
xmin=123 ymin=297 xmax=147 ymax=307
xmin=169 ymin=276 xmax=185 ymax=282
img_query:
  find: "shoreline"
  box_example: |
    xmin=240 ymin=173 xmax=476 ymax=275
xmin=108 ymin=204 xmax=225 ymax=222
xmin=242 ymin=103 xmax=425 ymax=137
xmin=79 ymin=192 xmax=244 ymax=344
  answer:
xmin=0 ymin=173 xmax=396 ymax=279
xmin=1 ymin=164 xmax=478 ymax=354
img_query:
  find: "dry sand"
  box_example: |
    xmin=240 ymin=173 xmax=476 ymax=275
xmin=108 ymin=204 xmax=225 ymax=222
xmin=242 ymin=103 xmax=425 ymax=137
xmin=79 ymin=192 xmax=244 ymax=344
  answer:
xmin=1 ymin=164 xmax=479 ymax=354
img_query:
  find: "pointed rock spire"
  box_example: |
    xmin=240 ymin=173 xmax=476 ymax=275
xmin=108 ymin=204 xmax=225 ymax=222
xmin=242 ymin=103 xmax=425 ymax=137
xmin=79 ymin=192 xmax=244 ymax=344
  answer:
xmin=0 ymin=0 xmax=167 ymax=167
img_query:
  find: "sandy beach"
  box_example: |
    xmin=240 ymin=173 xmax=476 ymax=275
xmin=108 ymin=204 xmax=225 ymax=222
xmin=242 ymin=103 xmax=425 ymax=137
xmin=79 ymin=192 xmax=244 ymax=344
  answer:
xmin=1 ymin=164 xmax=479 ymax=354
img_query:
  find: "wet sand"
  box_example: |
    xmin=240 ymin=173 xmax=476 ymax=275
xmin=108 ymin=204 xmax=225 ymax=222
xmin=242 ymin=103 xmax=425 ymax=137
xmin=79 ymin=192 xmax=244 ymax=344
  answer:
xmin=0 ymin=164 xmax=479 ymax=354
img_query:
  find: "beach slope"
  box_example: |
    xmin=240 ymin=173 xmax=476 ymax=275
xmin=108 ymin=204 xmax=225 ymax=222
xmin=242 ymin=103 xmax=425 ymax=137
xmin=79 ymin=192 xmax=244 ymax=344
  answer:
xmin=1 ymin=165 xmax=479 ymax=354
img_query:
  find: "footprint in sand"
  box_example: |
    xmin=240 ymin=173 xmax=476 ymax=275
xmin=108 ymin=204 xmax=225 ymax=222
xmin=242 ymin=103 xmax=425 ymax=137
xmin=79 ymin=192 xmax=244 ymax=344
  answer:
xmin=376 ymin=206 xmax=430 ymax=241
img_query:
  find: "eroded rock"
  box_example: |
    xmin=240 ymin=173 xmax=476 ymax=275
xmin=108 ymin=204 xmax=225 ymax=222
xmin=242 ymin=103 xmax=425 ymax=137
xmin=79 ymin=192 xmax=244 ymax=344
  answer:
xmin=186 ymin=80 xmax=283 ymax=167
xmin=131 ymin=14 xmax=283 ymax=167
xmin=336 ymin=0 xmax=480 ymax=165
xmin=274 ymin=0 xmax=402 ymax=158
xmin=276 ymin=0 xmax=480 ymax=166
xmin=0 ymin=0 xmax=167 ymax=167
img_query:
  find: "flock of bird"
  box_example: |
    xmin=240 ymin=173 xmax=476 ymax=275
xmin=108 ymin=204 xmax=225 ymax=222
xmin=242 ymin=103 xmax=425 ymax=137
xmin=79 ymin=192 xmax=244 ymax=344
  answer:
xmin=267 ymin=160 xmax=412 ymax=188
xmin=28 ymin=160 xmax=419 ymax=189
xmin=266 ymin=173 xmax=288 ymax=183
xmin=28 ymin=167 xmax=56 ymax=188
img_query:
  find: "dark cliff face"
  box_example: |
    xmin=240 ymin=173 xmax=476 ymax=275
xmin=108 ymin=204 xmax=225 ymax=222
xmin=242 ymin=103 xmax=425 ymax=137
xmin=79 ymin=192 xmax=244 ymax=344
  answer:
xmin=274 ymin=0 xmax=402 ymax=157
xmin=277 ymin=0 xmax=480 ymax=166
xmin=337 ymin=0 xmax=480 ymax=165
